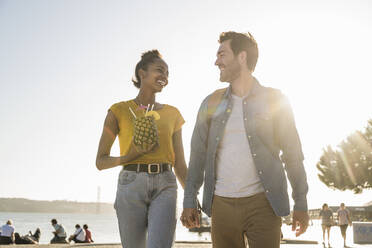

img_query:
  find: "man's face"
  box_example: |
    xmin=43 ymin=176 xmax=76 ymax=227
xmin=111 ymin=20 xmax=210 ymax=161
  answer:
xmin=215 ymin=40 xmax=241 ymax=83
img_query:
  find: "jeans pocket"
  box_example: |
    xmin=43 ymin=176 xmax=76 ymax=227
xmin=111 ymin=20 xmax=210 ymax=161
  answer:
xmin=118 ymin=171 xmax=137 ymax=186
xmin=163 ymin=171 xmax=177 ymax=184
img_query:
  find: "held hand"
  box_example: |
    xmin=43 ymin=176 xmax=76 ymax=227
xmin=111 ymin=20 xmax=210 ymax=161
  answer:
xmin=180 ymin=208 xmax=200 ymax=229
xmin=292 ymin=210 xmax=309 ymax=237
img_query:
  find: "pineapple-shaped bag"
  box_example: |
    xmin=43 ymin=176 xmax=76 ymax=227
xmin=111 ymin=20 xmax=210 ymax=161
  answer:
xmin=129 ymin=106 xmax=160 ymax=150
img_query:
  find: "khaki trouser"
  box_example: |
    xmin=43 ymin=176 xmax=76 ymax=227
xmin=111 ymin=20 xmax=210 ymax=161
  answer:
xmin=211 ymin=192 xmax=282 ymax=248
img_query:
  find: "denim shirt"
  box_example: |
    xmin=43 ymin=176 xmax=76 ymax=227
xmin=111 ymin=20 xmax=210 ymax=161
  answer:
xmin=183 ymin=79 xmax=308 ymax=217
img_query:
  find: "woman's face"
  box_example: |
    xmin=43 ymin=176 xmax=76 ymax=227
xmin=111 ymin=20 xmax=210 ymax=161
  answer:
xmin=140 ymin=58 xmax=168 ymax=93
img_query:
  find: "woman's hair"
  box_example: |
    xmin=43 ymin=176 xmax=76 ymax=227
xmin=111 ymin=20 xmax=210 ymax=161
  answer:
xmin=132 ymin=50 xmax=163 ymax=88
xmin=322 ymin=203 xmax=328 ymax=209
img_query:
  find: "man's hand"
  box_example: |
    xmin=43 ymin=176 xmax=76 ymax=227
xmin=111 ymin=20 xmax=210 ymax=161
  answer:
xmin=180 ymin=208 xmax=200 ymax=229
xmin=292 ymin=210 xmax=309 ymax=237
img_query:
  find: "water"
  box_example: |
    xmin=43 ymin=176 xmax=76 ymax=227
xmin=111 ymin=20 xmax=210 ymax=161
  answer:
xmin=0 ymin=211 xmax=209 ymax=244
xmin=0 ymin=212 xmax=355 ymax=245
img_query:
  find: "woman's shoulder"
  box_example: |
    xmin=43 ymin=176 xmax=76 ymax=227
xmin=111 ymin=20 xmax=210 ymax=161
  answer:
xmin=110 ymin=100 xmax=135 ymax=110
xmin=162 ymin=104 xmax=183 ymax=115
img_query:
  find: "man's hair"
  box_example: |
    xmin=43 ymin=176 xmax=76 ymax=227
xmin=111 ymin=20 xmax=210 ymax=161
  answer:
xmin=132 ymin=50 xmax=163 ymax=88
xmin=218 ymin=31 xmax=258 ymax=71
xmin=83 ymin=224 xmax=88 ymax=229
xmin=6 ymin=219 xmax=12 ymax=225
xmin=51 ymin=219 xmax=57 ymax=224
xmin=75 ymin=224 xmax=81 ymax=228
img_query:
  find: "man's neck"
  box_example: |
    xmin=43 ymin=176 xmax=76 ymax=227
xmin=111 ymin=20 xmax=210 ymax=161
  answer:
xmin=230 ymin=71 xmax=254 ymax=97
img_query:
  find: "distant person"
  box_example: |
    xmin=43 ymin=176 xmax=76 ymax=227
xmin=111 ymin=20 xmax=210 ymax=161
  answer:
xmin=50 ymin=218 xmax=67 ymax=244
xmin=14 ymin=228 xmax=41 ymax=244
xmin=83 ymin=224 xmax=94 ymax=243
xmin=319 ymin=203 xmax=333 ymax=247
xmin=68 ymin=224 xmax=86 ymax=243
xmin=0 ymin=220 xmax=15 ymax=244
xmin=96 ymin=50 xmax=188 ymax=248
xmin=337 ymin=203 xmax=352 ymax=247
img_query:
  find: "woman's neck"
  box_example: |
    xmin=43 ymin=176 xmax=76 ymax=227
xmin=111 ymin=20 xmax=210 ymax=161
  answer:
xmin=135 ymin=90 xmax=156 ymax=107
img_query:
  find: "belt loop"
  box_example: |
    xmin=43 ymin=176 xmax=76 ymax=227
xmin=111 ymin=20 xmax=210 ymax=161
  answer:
xmin=136 ymin=164 xmax=140 ymax=173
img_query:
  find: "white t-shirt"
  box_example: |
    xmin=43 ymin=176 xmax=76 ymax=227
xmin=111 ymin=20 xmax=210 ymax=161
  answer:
xmin=74 ymin=227 xmax=86 ymax=242
xmin=0 ymin=224 xmax=14 ymax=237
xmin=215 ymin=94 xmax=264 ymax=197
xmin=337 ymin=208 xmax=350 ymax=225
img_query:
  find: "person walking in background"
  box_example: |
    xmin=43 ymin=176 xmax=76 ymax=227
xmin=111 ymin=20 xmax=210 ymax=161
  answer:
xmin=0 ymin=220 xmax=15 ymax=244
xmin=68 ymin=224 xmax=86 ymax=243
xmin=319 ymin=203 xmax=333 ymax=247
xmin=337 ymin=203 xmax=352 ymax=247
xmin=83 ymin=224 xmax=94 ymax=243
xmin=96 ymin=50 xmax=188 ymax=248
xmin=181 ymin=31 xmax=309 ymax=248
xmin=50 ymin=218 xmax=67 ymax=244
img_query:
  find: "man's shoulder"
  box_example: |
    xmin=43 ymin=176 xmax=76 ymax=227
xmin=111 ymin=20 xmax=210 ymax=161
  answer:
xmin=260 ymin=85 xmax=284 ymax=97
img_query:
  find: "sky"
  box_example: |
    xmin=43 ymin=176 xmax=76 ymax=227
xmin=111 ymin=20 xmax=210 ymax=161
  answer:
xmin=0 ymin=0 xmax=371 ymax=210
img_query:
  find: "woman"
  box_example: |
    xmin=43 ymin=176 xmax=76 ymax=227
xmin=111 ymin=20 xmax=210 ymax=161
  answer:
xmin=319 ymin=203 xmax=333 ymax=247
xmin=96 ymin=50 xmax=187 ymax=248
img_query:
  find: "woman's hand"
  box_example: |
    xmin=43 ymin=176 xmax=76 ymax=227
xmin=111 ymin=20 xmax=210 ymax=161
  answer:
xmin=126 ymin=140 xmax=158 ymax=161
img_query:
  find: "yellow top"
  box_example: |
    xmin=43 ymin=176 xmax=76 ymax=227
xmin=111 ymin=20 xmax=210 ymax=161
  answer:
xmin=110 ymin=100 xmax=185 ymax=166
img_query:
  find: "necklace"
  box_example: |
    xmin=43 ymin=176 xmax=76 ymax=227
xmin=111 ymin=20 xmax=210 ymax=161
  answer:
xmin=134 ymin=97 xmax=155 ymax=110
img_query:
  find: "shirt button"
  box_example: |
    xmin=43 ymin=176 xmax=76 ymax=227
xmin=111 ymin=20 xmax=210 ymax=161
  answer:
xmin=243 ymin=102 xmax=247 ymax=105
xmin=216 ymin=137 xmax=220 ymax=141
xmin=248 ymin=135 xmax=251 ymax=139
xmin=244 ymin=118 xmax=247 ymax=121
xmin=252 ymin=153 xmax=256 ymax=157
xmin=222 ymin=120 xmax=225 ymax=123
xmin=258 ymin=171 xmax=263 ymax=174
xmin=265 ymin=189 xmax=269 ymax=193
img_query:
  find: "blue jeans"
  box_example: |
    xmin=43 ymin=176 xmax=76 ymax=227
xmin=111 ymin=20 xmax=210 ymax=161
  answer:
xmin=114 ymin=169 xmax=178 ymax=248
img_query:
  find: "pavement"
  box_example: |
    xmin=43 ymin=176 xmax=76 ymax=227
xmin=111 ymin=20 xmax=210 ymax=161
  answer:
xmin=1 ymin=241 xmax=372 ymax=248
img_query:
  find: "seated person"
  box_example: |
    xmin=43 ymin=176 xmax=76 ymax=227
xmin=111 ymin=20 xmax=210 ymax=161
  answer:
xmin=68 ymin=224 xmax=86 ymax=243
xmin=14 ymin=228 xmax=41 ymax=244
xmin=50 ymin=219 xmax=68 ymax=244
xmin=0 ymin=220 xmax=15 ymax=245
xmin=83 ymin=224 xmax=94 ymax=243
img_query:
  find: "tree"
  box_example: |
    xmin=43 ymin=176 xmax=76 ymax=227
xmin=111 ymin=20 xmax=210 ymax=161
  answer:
xmin=316 ymin=119 xmax=372 ymax=193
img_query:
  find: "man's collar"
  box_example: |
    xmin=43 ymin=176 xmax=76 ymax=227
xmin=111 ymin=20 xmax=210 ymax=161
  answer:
xmin=224 ymin=77 xmax=262 ymax=99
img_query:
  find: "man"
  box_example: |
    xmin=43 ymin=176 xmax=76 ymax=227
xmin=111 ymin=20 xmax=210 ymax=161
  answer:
xmin=50 ymin=219 xmax=68 ymax=244
xmin=337 ymin=203 xmax=352 ymax=247
xmin=68 ymin=224 xmax=86 ymax=243
xmin=181 ymin=31 xmax=309 ymax=248
xmin=83 ymin=224 xmax=94 ymax=243
xmin=0 ymin=220 xmax=15 ymax=244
